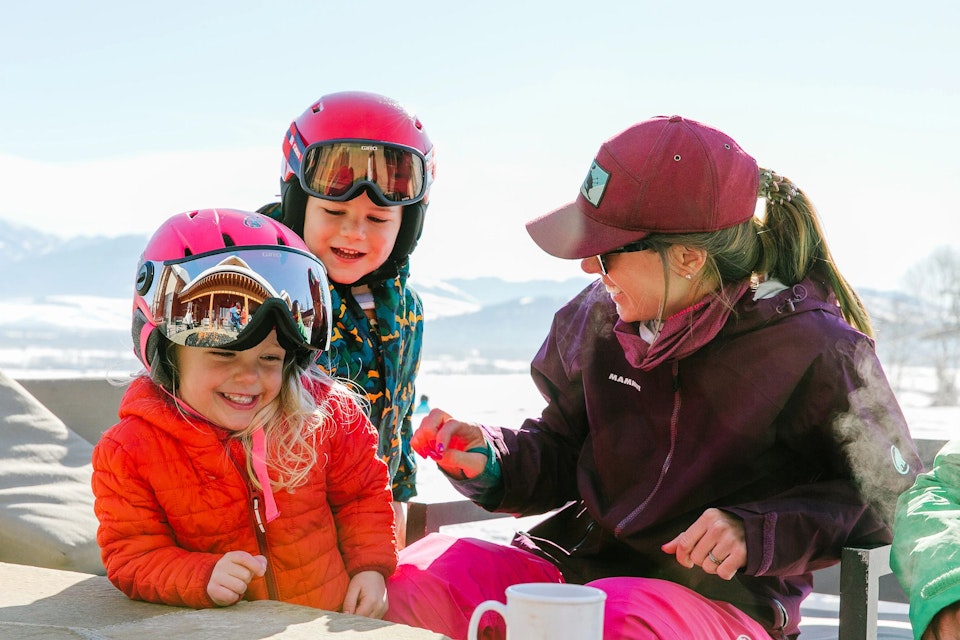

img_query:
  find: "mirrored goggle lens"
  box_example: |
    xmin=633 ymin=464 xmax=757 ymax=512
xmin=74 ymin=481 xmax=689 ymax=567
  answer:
xmin=300 ymin=140 xmax=427 ymax=205
xmin=137 ymin=246 xmax=331 ymax=352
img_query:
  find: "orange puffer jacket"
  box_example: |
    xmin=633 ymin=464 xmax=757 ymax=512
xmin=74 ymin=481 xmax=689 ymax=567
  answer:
xmin=92 ymin=376 xmax=397 ymax=610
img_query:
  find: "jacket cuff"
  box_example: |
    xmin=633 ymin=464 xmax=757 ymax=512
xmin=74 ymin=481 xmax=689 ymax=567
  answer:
xmin=350 ymin=563 xmax=397 ymax=579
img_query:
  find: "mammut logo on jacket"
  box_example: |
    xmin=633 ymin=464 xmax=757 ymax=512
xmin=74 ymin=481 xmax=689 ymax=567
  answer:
xmin=609 ymin=373 xmax=641 ymax=393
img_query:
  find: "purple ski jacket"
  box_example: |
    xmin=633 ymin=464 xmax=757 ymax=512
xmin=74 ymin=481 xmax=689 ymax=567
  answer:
xmin=474 ymin=271 xmax=921 ymax=638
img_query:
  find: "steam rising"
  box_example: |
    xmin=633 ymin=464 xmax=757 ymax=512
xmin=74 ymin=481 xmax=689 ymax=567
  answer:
xmin=832 ymin=340 xmax=917 ymax=527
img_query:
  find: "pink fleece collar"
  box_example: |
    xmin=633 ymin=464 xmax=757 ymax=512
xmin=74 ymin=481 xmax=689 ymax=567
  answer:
xmin=251 ymin=428 xmax=279 ymax=523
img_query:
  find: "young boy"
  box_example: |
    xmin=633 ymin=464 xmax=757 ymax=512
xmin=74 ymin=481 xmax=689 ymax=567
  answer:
xmin=262 ymin=91 xmax=436 ymax=546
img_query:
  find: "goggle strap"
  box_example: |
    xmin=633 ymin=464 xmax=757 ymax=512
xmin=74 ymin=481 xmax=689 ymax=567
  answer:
xmin=139 ymin=318 xmax=154 ymax=373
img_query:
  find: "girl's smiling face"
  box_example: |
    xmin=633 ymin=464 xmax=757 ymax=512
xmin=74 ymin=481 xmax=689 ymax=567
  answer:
xmin=302 ymin=191 xmax=402 ymax=285
xmin=175 ymin=330 xmax=285 ymax=431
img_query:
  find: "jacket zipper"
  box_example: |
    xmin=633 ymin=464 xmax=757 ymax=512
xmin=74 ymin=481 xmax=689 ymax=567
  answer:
xmin=251 ymin=491 xmax=279 ymax=600
xmin=772 ymin=598 xmax=788 ymax=632
xmin=615 ymin=360 xmax=681 ymax=536
xmin=224 ymin=438 xmax=278 ymax=602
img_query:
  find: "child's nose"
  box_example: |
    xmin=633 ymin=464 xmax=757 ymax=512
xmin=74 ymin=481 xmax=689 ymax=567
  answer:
xmin=341 ymin=218 xmax=366 ymax=239
xmin=233 ymin=361 xmax=259 ymax=382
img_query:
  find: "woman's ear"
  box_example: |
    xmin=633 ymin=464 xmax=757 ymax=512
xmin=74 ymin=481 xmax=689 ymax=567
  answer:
xmin=668 ymin=245 xmax=708 ymax=280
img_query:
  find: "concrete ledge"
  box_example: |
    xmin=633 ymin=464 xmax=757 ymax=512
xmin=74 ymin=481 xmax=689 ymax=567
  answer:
xmin=16 ymin=377 xmax=127 ymax=445
xmin=0 ymin=562 xmax=449 ymax=639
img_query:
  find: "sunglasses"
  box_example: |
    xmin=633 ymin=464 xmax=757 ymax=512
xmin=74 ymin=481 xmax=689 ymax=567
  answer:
xmin=298 ymin=139 xmax=432 ymax=207
xmin=596 ymin=239 xmax=655 ymax=275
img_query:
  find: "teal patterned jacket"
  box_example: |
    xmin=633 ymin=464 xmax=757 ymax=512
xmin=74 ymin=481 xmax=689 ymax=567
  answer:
xmin=317 ymin=265 xmax=423 ymax=502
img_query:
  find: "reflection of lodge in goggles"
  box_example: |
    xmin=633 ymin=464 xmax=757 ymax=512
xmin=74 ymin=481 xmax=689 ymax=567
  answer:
xmin=299 ymin=139 xmax=430 ymax=206
xmin=135 ymin=246 xmax=331 ymax=353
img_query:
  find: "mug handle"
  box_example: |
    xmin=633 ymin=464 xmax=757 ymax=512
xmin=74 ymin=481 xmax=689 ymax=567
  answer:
xmin=467 ymin=599 xmax=508 ymax=640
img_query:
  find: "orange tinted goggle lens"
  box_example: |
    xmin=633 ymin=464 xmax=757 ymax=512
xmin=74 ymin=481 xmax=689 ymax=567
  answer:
xmin=300 ymin=140 xmax=426 ymax=205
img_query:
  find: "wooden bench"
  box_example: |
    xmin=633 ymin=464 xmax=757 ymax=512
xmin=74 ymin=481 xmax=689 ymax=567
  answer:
xmin=405 ymin=500 xmax=896 ymax=640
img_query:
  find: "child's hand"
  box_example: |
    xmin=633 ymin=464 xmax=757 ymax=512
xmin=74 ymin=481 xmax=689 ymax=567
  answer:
xmin=341 ymin=570 xmax=387 ymax=618
xmin=207 ymin=551 xmax=267 ymax=606
xmin=411 ymin=409 xmax=489 ymax=480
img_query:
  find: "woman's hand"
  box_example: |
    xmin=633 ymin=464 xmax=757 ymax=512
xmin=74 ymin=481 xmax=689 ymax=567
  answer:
xmin=207 ymin=551 xmax=267 ymax=606
xmin=661 ymin=508 xmax=746 ymax=581
xmin=342 ymin=570 xmax=388 ymax=618
xmin=411 ymin=408 xmax=489 ymax=480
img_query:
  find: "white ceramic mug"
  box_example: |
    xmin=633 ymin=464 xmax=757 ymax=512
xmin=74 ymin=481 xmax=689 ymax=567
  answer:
xmin=467 ymin=582 xmax=606 ymax=640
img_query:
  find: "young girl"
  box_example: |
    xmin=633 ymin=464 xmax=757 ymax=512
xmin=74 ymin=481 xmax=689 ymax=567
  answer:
xmin=92 ymin=208 xmax=397 ymax=616
xmin=261 ymin=90 xmax=436 ymax=546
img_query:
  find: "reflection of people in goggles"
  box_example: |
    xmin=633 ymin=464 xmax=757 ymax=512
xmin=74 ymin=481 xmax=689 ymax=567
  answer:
xmin=134 ymin=246 xmax=331 ymax=356
xmin=299 ymin=139 xmax=430 ymax=206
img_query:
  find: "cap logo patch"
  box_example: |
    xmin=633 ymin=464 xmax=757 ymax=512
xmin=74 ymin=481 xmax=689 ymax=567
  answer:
xmin=580 ymin=160 xmax=610 ymax=208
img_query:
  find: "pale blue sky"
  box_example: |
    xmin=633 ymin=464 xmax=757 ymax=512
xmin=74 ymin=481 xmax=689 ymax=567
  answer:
xmin=2 ymin=0 xmax=958 ymax=288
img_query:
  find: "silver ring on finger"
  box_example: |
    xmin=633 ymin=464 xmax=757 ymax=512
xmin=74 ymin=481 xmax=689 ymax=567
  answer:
xmin=707 ymin=551 xmax=724 ymax=566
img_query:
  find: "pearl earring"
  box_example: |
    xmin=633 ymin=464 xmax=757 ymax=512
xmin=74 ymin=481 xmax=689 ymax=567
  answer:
xmin=684 ymin=273 xmax=692 ymax=280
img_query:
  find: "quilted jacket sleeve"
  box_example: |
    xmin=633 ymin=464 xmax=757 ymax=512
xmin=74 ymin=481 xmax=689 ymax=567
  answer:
xmin=322 ymin=392 xmax=397 ymax=578
xmin=92 ymin=426 xmax=219 ymax=608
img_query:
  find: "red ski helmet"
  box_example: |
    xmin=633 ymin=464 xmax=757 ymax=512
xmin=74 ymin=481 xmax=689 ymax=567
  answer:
xmin=132 ymin=209 xmax=332 ymax=386
xmin=278 ymin=91 xmax=435 ymax=283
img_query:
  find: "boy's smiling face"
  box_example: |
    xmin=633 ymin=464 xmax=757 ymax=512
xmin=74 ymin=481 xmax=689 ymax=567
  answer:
xmin=302 ymin=191 xmax=402 ymax=285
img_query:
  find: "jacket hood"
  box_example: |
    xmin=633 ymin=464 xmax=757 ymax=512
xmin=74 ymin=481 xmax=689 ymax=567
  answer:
xmin=721 ymin=270 xmax=846 ymax=340
xmin=118 ymin=377 xmax=226 ymax=445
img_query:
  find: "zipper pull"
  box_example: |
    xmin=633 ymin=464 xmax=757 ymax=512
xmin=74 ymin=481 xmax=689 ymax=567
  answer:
xmin=253 ymin=496 xmax=265 ymax=533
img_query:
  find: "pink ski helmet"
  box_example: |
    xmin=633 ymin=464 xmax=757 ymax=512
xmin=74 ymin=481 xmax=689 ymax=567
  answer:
xmin=132 ymin=209 xmax=332 ymax=384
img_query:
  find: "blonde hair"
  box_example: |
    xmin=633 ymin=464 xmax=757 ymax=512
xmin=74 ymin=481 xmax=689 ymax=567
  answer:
xmin=643 ymin=168 xmax=873 ymax=337
xmin=162 ymin=345 xmax=366 ymax=491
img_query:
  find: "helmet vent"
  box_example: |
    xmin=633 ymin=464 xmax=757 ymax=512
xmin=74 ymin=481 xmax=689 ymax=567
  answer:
xmin=222 ymin=233 xmax=236 ymax=247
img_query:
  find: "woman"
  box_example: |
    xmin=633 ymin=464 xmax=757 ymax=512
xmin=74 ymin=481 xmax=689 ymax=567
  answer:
xmin=384 ymin=115 xmax=922 ymax=640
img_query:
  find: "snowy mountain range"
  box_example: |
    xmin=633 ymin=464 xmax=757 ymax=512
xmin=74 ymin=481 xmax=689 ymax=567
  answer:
xmin=0 ymin=223 xmax=592 ymax=375
xmin=0 ymin=222 xmax=933 ymax=377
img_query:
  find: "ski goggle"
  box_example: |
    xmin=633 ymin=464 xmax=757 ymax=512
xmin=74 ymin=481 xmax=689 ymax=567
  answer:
xmin=298 ymin=139 xmax=431 ymax=206
xmin=135 ymin=245 xmax=332 ymax=353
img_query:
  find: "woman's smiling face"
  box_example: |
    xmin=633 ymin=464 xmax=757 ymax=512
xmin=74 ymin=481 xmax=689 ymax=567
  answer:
xmin=581 ymin=244 xmax=707 ymax=324
xmin=581 ymin=249 xmax=669 ymax=323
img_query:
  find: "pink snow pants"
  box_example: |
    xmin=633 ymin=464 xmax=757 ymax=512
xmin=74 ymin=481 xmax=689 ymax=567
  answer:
xmin=384 ymin=533 xmax=773 ymax=640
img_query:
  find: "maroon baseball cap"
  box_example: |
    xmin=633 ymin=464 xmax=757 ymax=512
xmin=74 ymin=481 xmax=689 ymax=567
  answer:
xmin=526 ymin=115 xmax=760 ymax=259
